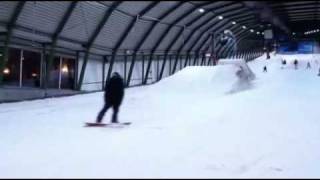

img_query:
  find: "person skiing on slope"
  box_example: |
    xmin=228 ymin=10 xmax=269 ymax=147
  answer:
xmin=96 ymin=72 xmax=125 ymax=124
xmin=263 ymin=65 xmax=267 ymax=72
xmin=306 ymin=61 xmax=311 ymax=69
xmin=281 ymin=59 xmax=287 ymax=69
xmin=294 ymin=59 xmax=298 ymax=69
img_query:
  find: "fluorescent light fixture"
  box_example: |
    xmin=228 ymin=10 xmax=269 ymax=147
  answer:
xmin=250 ymin=29 xmax=254 ymax=32
xmin=257 ymin=31 xmax=260 ymax=34
xmin=218 ymin=16 xmax=223 ymax=20
xmin=3 ymin=68 xmax=10 ymax=75
xmin=205 ymin=53 xmax=211 ymax=57
xmin=199 ymin=8 xmax=205 ymax=13
xmin=292 ymin=32 xmax=296 ymax=35
xmin=232 ymin=21 xmax=236 ymax=25
xmin=62 ymin=65 xmax=69 ymax=73
xmin=242 ymin=26 xmax=246 ymax=29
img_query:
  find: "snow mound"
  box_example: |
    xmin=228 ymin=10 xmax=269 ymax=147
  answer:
xmin=150 ymin=65 xmax=254 ymax=95
xmin=218 ymin=59 xmax=256 ymax=81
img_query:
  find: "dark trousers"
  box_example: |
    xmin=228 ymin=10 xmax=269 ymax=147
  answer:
xmin=96 ymin=102 xmax=119 ymax=123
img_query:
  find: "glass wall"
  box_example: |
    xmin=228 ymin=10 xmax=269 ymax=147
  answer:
xmin=61 ymin=57 xmax=75 ymax=89
xmin=48 ymin=56 xmax=76 ymax=90
xmin=22 ymin=50 xmax=41 ymax=87
xmin=2 ymin=48 xmax=20 ymax=86
xmin=47 ymin=56 xmax=60 ymax=88
xmin=2 ymin=47 xmax=76 ymax=90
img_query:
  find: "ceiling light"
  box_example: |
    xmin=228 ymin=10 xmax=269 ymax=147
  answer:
xmin=242 ymin=26 xmax=246 ymax=29
xmin=218 ymin=16 xmax=223 ymax=20
xmin=61 ymin=65 xmax=69 ymax=73
xmin=3 ymin=68 xmax=10 ymax=75
xmin=232 ymin=21 xmax=236 ymax=25
xmin=250 ymin=29 xmax=254 ymax=32
xmin=257 ymin=32 xmax=260 ymax=34
xmin=199 ymin=8 xmax=205 ymax=13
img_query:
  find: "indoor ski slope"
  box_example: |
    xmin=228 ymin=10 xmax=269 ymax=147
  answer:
xmin=1 ymin=53 xmax=320 ymax=178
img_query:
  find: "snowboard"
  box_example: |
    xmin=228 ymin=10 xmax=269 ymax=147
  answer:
xmin=84 ymin=122 xmax=131 ymax=127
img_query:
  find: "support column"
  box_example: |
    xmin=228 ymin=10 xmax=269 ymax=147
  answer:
xmin=124 ymin=54 xmax=127 ymax=84
xmin=0 ymin=2 xmax=25 ymax=85
xmin=142 ymin=53 xmax=145 ymax=85
xmin=74 ymin=51 xmax=79 ymax=90
xmin=102 ymin=56 xmax=107 ymax=90
xmin=46 ymin=2 xmax=77 ymax=90
xmin=126 ymin=52 xmax=137 ymax=87
xmin=19 ymin=50 xmax=23 ymax=88
xmin=158 ymin=54 xmax=168 ymax=81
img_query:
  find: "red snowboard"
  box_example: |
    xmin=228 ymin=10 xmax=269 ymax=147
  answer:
xmin=84 ymin=122 xmax=131 ymax=127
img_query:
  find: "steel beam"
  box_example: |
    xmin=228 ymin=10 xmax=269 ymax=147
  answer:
xmin=0 ymin=2 xmax=25 ymax=85
xmin=141 ymin=2 xmax=185 ymax=84
xmin=46 ymin=2 xmax=77 ymax=89
xmin=124 ymin=2 xmax=160 ymax=86
xmin=172 ymin=4 xmax=254 ymax=62
xmin=77 ymin=1 xmax=121 ymax=90
xmin=102 ymin=56 xmax=108 ymax=90
xmin=153 ymin=2 xmax=214 ymax=80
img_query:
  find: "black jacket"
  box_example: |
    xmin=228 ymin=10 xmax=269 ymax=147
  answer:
xmin=104 ymin=74 xmax=125 ymax=106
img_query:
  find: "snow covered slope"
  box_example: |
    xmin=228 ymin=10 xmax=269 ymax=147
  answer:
xmin=148 ymin=64 xmax=251 ymax=95
xmin=1 ymin=53 xmax=320 ymax=178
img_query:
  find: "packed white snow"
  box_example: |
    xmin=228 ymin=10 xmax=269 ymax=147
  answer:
xmin=1 ymin=52 xmax=320 ymax=178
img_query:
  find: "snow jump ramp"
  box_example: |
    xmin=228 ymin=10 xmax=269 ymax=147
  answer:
xmin=152 ymin=59 xmax=256 ymax=95
xmin=218 ymin=58 xmax=256 ymax=81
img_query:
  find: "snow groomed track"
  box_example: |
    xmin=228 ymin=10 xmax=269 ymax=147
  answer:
xmin=1 ymin=53 xmax=320 ymax=178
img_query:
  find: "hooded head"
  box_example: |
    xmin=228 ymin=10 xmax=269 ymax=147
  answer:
xmin=112 ymin=72 xmax=120 ymax=77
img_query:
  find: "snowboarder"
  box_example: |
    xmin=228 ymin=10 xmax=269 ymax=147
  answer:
xmin=263 ymin=66 xmax=267 ymax=72
xmin=96 ymin=72 xmax=125 ymax=124
xmin=306 ymin=61 xmax=311 ymax=69
xmin=294 ymin=59 xmax=298 ymax=69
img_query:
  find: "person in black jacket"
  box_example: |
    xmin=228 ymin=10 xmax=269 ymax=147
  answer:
xmin=96 ymin=72 xmax=125 ymax=124
xmin=294 ymin=59 xmax=298 ymax=69
xmin=263 ymin=65 xmax=267 ymax=72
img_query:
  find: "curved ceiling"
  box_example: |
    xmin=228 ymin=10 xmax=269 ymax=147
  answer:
xmin=2 ymin=1 xmax=301 ymax=57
